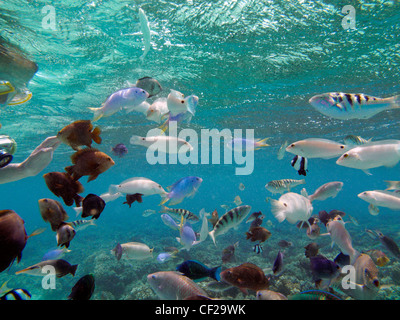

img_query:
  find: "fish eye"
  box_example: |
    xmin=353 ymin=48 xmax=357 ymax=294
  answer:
xmin=343 ymin=154 xmax=349 ymax=158
xmin=340 ymin=145 xmax=344 ymax=149
xmin=142 ymin=138 xmax=145 ymax=140
xmin=290 ymin=144 xmax=295 ymax=147
xmin=152 ymin=275 xmax=156 ymax=279
xmin=181 ymin=100 xmax=184 ymax=104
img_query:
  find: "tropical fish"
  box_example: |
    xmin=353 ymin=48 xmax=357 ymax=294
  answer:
xmin=123 ymin=193 xmax=143 ymax=208
xmin=365 ymin=249 xmax=390 ymax=267
xmin=384 ymin=180 xmax=400 ymax=191
xmin=239 ymin=183 xmax=245 ymax=191
xmin=306 ymin=220 xmax=321 ymax=240
xmin=270 ymin=192 xmax=313 ymax=230
xmin=272 ymin=251 xmax=284 ymax=276
xmin=336 ymin=140 xmax=400 ymax=174
xmin=56 ymin=222 xmax=76 ymax=248
xmin=161 ymin=214 xmax=180 ymax=230
xmin=69 ymin=219 xmax=96 ymax=232
xmin=309 ymin=92 xmax=400 ymax=120
xmin=109 ymin=177 xmax=167 ymax=198
xmin=146 ymin=98 xmax=169 ymax=123
xmin=156 ymin=252 xmax=175 ymax=263
xmin=142 ymin=209 xmax=156 ymax=217
xmin=0 ymin=288 xmax=31 ymax=300
xmin=15 ymin=259 xmax=78 ymax=278
xmin=81 ymin=194 xmax=105 ymax=219
xmin=89 ymin=87 xmax=149 ymax=121
xmin=374 ymin=230 xmax=400 ymax=258
xmin=253 ymin=244 xmax=263 ymax=254
xmin=286 ymin=138 xmax=349 ymax=159
xmin=246 ymin=211 xmax=264 ymax=223
xmin=176 ymin=260 xmax=221 ymax=282
xmin=291 ymin=155 xmax=308 ymax=176
xmin=358 ymin=190 xmax=400 ymax=210
xmin=233 ymin=195 xmax=242 ymax=206
xmin=256 ymin=290 xmax=287 ymax=300
xmin=249 ymin=216 xmax=264 ymax=229
xmin=368 ymin=204 xmax=380 ymax=216
xmin=176 ymin=221 xmax=200 ymax=251
xmin=309 ymin=255 xmax=340 ymax=288
xmin=68 ymin=274 xmax=95 ymax=300
xmin=221 ymin=242 xmax=239 ymax=263
xmin=325 ymin=219 xmax=360 ymax=265
xmin=0 ymin=210 xmax=43 ymax=272
xmin=226 ymin=137 xmax=270 ymax=152
xmin=277 ymin=140 xmax=289 ymax=160
xmin=43 ymin=172 xmax=84 ymax=207
xmin=304 ymin=243 xmax=319 ymax=258
xmin=220 ymin=262 xmax=269 ymax=295
xmin=198 ymin=209 xmax=209 ymax=242
xmin=209 ymin=205 xmax=251 ymax=245
xmin=308 ymin=181 xmax=343 ymax=202
xmin=343 ymin=135 xmax=371 ymax=146
xmin=208 ymin=209 xmax=219 ymax=227
xmin=278 ymin=240 xmax=292 ymax=248
xmin=111 ymin=143 xmax=128 ymax=157
xmin=138 ymin=8 xmax=151 ymax=62
xmin=318 ymin=209 xmax=346 ymax=226
xmin=130 ymin=135 xmax=194 ymax=154
xmin=57 ymin=120 xmax=101 ymax=150
xmin=38 ymin=198 xmax=69 ymax=231
xmin=135 ymin=77 xmax=162 ymax=98
xmin=65 ymin=148 xmax=115 ymax=182
xmin=159 ymin=206 xmax=199 ymax=223
xmin=161 ymin=176 xmax=203 ymax=206
xmin=289 ymin=290 xmax=342 ymax=300
xmin=245 ymin=226 xmax=271 ymax=243
xmin=42 ymin=247 xmax=71 ymax=261
xmin=147 ymin=271 xmax=208 ymax=300
xmin=265 ymin=179 xmax=306 ymax=194
xmin=111 ymin=242 xmax=153 ymax=260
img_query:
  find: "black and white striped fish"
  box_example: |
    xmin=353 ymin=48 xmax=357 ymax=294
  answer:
xmin=0 ymin=288 xmax=31 ymax=300
xmin=69 ymin=219 xmax=96 ymax=231
xmin=209 ymin=205 xmax=251 ymax=245
xmin=253 ymin=244 xmax=263 ymax=254
xmin=343 ymin=135 xmax=371 ymax=146
xmin=291 ymin=155 xmax=308 ymax=176
xmin=265 ymin=179 xmax=306 ymax=194
xmin=309 ymin=92 xmax=400 ymax=120
xmin=159 ymin=206 xmax=199 ymax=223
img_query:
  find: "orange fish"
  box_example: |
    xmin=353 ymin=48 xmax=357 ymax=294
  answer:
xmin=65 ymin=148 xmax=114 ymax=182
xmin=245 ymin=226 xmax=271 ymax=243
xmin=57 ymin=120 xmax=101 ymax=151
xmin=43 ymin=172 xmax=84 ymax=207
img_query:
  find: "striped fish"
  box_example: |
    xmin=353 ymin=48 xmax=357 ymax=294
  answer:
xmin=0 ymin=288 xmax=31 ymax=300
xmin=209 ymin=205 xmax=251 ymax=245
xmin=309 ymin=92 xmax=400 ymax=120
xmin=159 ymin=206 xmax=199 ymax=223
xmin=343 ymin=135 xmax=371 ymax=146
xmin=69 ymin=219 xmax=96 ymax=231
xmin=265 ymin=179 xmax=306 ymax=194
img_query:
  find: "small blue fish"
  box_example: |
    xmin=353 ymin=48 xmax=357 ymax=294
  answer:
xmin=161 ymin=176 xmax=203 ymax=206
xmin=161 ymin=214 xmax=180 ymax=230
xmin=177 ymin=221 xmax=199 ymax=251
xmin=157 ymin=252 xmax=174 ymax=263
xmin=42 ymin=247 xmax=71 ymax=261
xmin=112 ymin=143 xmax=128 ymax=157
xmin=176 ymin=260 xmax=221 ymax=282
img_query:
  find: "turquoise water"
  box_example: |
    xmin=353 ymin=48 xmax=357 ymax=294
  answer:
xmin=0 ymin=0 xmax=400 ymax=300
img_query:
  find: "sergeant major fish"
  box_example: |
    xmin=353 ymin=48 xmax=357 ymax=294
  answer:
xmin=209 ymin=205 xmax=251 ymax=246
xmin=265 ymin=179 xmax=306 ymax=194
xmin=309 ymin=92 xmax=400 ymax=120
xmin=159 ymin=206 xmax=199 ymax=223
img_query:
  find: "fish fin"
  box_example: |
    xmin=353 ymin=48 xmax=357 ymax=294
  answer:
xmin=362 ymin=169 xmax=372 ymax=176
xmin=390 ymin=95 xmax=400 ymax=108
xmin=210 ymin=266 xmax=222 ymax=281
xmin=0 ymin=280 xmax=11 ymax=295
xmin=301 ymin=188 xmax=309 ymax=198
xmin=256 ymin=137 xmax=270 ymax=148
xmin=28 ymin=227 xmax=46 ymax=238
xmin=91 ymin=126 xmax=102 ymax=144
xmin=384 ymin=180 xmax=399 ymax=190
xmin=270 ymin=199 xmax=287 ymax=223
xmin=159 ymin=195 xmax=169 ymax=206
xmin=159 ymin=117 xmax=169 ymax=133
xmin=87 ymin=174 xmax=99 ymax=183
xmin=209 ymin=230 xmax=217 ymax=246
xmin=89 ymin=107 xmax=103 ymax=122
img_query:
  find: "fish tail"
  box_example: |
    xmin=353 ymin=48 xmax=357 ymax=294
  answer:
xmin=28 ymin=227 xmax=46 ymax=238
xmin=384 ymin=180 xmax=399 ymax=190
xmin=70 ymin=264 xmax=78 ymax=276
xmin=91 ymin=126 xmax=102 ymax=144
xmin=89 ymin=107 xmax=103 ymax=122
xmin=270 ymin=199 xmax=287 ymax=223
xmin=300 ymin=179 xmax=306 ymax=185
xmin=256 ymin=137 xmax=270 ymax=148
xmin=210 ymin=266 xmax=222 ymax=282
xmin=209 ymin=230 xmax=217 ymax=246
xmin=390 ymin=95 xmax=400 ymax=108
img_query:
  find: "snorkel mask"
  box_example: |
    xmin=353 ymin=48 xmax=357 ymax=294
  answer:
xmin=0 ymin=135 xmax=17 ymax=168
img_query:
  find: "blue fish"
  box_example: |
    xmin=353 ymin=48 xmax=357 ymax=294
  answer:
xmin=176 ymin=260 xmax=221 ymax=282
xmin=161 ymin=214 xmax=180 ymax=230
xmin=42 ymin=248 xmax=70 ymax=261
xmin=177 ymin=221 xmax=199 ymax=251
xmin=157 ymin=252 xmax=174 ymax=263
xmin=161 ymin=176 xmax=203 ymax=206
xmin=112 ymin=143 xmax=128 ymax=157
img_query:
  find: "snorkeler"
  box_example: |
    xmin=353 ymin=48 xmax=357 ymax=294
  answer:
xmin=0 ymin=136 xmax=60 ymax=184
xmin=0 ymin=36 xmax=38 ymax=106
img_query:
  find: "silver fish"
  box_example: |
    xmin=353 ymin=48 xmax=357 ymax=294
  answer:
xmin=343 ymin=135 xmax=371 ymax=146
xmin=209 ymin=205 xmax=251 ymax=245
xmin=309 ymin=92 xmax=400 ymax=120
xmin=265 ymin=179 xmax=305 ymax=194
